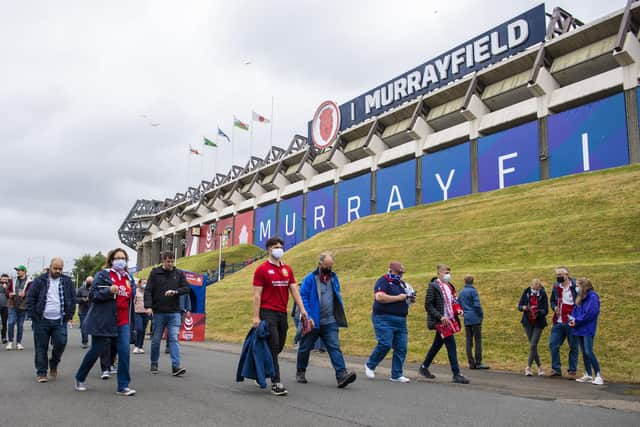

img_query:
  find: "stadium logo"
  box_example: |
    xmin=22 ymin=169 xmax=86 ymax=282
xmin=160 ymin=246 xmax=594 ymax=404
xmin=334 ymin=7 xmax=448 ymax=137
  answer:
xmin=184 ymin=314 xmax=194 ymax=331
xmin=311 ymin=100 xmax=341 ymax=149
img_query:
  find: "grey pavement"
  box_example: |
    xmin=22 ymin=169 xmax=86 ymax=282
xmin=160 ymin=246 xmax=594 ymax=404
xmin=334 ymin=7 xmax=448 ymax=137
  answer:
xmin=0 ymin=326 xmax=638 ymax=427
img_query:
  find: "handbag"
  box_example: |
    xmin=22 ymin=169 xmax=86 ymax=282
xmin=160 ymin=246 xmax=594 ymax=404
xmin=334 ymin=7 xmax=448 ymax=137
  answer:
xmin=435 ymin=318 xmax=461 ymax=339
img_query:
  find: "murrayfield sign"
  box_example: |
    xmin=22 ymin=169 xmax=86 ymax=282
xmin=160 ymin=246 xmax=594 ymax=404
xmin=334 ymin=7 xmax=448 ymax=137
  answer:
xmin=308 ymin=3 xmax=546 ymax=142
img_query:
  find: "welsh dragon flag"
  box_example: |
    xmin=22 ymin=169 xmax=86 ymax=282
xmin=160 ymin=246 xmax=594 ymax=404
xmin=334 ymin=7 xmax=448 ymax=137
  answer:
xmin=233 ymin=115 xmax=249 ymax=131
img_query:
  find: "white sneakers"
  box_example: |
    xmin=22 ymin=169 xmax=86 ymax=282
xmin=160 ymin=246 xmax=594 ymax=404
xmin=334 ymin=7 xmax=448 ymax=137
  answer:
xmin=16 ymin=343 xmax=24 ymax=350
xmin=74 ymin=380 xmax=87 ymax=392
xmin=101 ymin=371 xmax=110 ymax=380
xmin=390 ymin=376 xmax=410 ymax=383
xmin=364 ymin=364 xmax=375 ymax=379
xmin=525 ymin=367 xmax=532 ymax=376
xmin=6 ymin=342 xmax=13 ymax=350
xmin=576 ymin=373 xmax=604 ymax=385
xmin=592 ymin=374 xmax=604 ymax=385
xmin=132 ymin=347 xmax=145 ymax=354
xmin=576 ymin=374 xmax=593 ymax=383
xmin=538 ymin=367 xmax=545 ymax=376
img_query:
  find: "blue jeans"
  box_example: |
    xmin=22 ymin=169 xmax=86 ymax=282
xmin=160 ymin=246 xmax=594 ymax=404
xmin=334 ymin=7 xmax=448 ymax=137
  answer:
xmin=366 ymin=314 xmax=408 ymax=379
xmin=549 ymin=323 xmax=578 ymax=373
xmin=151 ymin=312 xmax=181 ymax=368
xmin=78 ymin=313 xmax=88 ymax=345
xmin=577 ymin=335 xmax=601 ymax=376
xmin=422 ymin=332 xmax=460 ymax=376
xmin=297 ymin=322 xmax=346 ymax=378
xmin=76 ymin=325 xmax=131 ymax=391
xmin=8 ymin=308 xmax=26 ymax=343
xmin=32 ymin=318 xmax=67 ymax=376
xmin=135 ymin=313 xmax=150 ymax=349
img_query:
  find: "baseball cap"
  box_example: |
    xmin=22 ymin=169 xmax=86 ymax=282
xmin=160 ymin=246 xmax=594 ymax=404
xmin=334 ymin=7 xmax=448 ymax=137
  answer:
xmin=14 ymin=265 xmax=27 ymax=272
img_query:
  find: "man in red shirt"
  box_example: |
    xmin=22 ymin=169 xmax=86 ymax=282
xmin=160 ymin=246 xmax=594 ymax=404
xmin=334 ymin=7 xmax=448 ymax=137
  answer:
xmin=253 ymin=236 xmax=309 ymax=396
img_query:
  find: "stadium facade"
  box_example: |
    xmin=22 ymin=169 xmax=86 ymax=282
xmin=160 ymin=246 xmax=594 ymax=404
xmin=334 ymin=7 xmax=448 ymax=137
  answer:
xmin=120 ymin=2 xmax=640 ymax=270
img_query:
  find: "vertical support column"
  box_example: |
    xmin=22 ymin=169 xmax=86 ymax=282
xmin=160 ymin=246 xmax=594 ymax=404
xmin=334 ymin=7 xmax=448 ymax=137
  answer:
xmin=370 ymin=170 xmax=377 ymax=214
xmin=415 ymin=156 xmax=422 ymax=205
xmin=625 ymin=87 xmax=640 ymax=163
xmin=136 ymin=247 xmax=143 ymax=271
xmin=539 ymin=117 xmax=550 ymax=179
xmin=333 ymin=181 xmax=339 ymax=228
xmin=470 ymin=139 xmax=479 ymax=193
xmin=151 ymin=239 xmax=161 ymax=264
xmin=301 ymin=192 xmax=307 ymax=241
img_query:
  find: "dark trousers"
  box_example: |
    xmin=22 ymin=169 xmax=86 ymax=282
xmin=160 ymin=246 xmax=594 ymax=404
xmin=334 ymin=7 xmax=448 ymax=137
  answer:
xmin=78 ymin=313 xmax=88 ymax=345
xmin=135 ymin=313 xmax=150 ymax=348
xmin=422 ymin=332 xmax=460 ymax=376
xmin=260 ymin=308 xmax=288 ymax=383
xmin=76 ymin=325 xmax=131 ymax=391
xmin=0 ymin=307 xmax=7 ymax=342
xmin=100 ymin=337 xmax=118 ymax=371
xmin=33 ymin=318 xmax=67 ymax=376
xmin=465 ymin=324 xmax=483 ymax=367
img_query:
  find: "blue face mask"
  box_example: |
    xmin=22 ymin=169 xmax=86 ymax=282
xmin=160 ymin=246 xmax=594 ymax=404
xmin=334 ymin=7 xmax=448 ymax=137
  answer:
xmin=388 ymin=273 xmax=403 ymax=281
xmin=112 ymin=259 xmax=127 ymax=271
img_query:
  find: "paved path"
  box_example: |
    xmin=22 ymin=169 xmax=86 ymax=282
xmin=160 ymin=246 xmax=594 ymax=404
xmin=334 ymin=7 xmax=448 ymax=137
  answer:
xmin=0 ymin=327 xmax=638 ymax=427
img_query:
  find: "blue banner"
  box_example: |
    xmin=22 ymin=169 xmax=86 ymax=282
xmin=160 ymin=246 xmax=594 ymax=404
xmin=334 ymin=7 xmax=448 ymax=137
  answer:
xmin=306 ymin=185 xmax=335 ymax=239
xmin=337 ymin=173 xmax=371 ymax=226
xmin=422 ymin=142 xmax=472 ymax=203
xmin=278 ymin=195 xmax=303 ymax=250
xmin=548 ymin=93 xmax=629 ymax=178
xmin=254 ymin=203 xmax=277 ymax=249
xmin=376 ymin=160 xmax=417 ymax=213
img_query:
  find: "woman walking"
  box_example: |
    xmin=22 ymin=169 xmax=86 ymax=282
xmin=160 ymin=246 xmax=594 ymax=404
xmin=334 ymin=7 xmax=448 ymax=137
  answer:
xmin=133 ymin=279 xmax=150 ymax=354
xmin=74 ymin=248 xmax=136 ymax=396
xmin=518 ymin=279 xmax=548 ymax=376
xmin=570 ymin=278 xmax=603 ymax=385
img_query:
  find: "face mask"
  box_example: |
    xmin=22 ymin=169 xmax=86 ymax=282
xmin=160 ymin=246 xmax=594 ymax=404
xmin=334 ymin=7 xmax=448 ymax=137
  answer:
xmin=388 ymin=273 xmax=403 ymax=281
xmin=442 ymin=273 xmax=451 ymax=283
xmin=113 ymin=259 xmax=127 ymax=271
xmin=271 ymin=248 xmax=284 ymax=260
xmin=320 ymin=268 xmax=332 ymax=275
xmin=556 ymin=276 xmax=565 ymax=283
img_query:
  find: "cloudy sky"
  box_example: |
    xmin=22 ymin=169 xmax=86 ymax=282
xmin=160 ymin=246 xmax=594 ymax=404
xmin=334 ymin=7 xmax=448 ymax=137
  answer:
xmin=0 ymin=0 xmax=618 ymax=276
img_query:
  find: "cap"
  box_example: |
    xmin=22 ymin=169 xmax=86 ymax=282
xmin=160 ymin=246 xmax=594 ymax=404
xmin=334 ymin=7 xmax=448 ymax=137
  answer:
xmin=14 ymin=265 xmax=27 ymax=272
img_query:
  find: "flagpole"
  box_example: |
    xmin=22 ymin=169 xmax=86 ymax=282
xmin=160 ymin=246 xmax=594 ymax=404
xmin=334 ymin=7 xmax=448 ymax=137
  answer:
xmin=249 ymin=111 xmax=254 ymax=159
xmin=231 ymin=122 xmax=235 ymax=166
xmin=200 ymin=141 xmax=205 ymax=181
xmin=270 ymin=96 xmax=274 ymax=150
xmin=186 ymin=147 xmax=191 ymax=189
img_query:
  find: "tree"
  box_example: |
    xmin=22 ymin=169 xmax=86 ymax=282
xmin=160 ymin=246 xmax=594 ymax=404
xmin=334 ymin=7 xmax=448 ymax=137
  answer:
xmin=72 ymin=252 xmax=106 ymax=287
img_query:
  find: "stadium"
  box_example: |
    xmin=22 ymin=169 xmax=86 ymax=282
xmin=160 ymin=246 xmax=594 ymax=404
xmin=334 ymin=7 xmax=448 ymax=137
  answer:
xmin=119 ymin=2 xmax=640 ymax=271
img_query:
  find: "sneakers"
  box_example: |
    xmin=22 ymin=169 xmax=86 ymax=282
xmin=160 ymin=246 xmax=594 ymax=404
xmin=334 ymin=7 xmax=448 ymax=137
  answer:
xmin=150 ymin=364 xmax=158 ymax=374
xmin=172 ymin=366 xmax=186 ymax=377
xmin=132 ymin=347 xmax=140 ymax=354
xmin=364 ymin=363 xmax=375 ymax=379
xmin=81 ymin=344 xmax=89 ymax=349
xmin=337 ymin=371 xmax=357 ymax=388
xmin=74 ymin=380 xmax=87 ymax=392
xmin=419 ymin=365 xmax=435 ymax=379
xmin=109 ymin=365 xmax=117 ymax=374
xmin=296 ymin=370 xmax=307 ymax=384
xmin=390 ymin=376 xmax=410 ymax=383
xmin=576 ymin=374 xmax=593 ymax=383
xmin=271 ymin=383 xmax=288 ymax=396
xmin=525 ymin=367 xmax=532 ymax=377
xmin=453 ymin=374 xmax=470 ymax=384
xmin=16 ymin=343 xmax=24 ymax=350
xmin=475 ymin=364 xmax=490 ymax=370
xmin=132 ymin=347 xmax=145 ymax=354
xmin=549 ymin=370 xmax=562 ymax=377
xmin=538 ymin=367 xmax=545 ymax=377
xmin=101 ymin=371 xmax=110 ymax=380
xmin=592 ymin=374 xmax=604 ymax=385
xmin=37 ymin=376 xmax=48 ymax=383
xmin=116 ymin=387 xmax=136 ymax=396
xmin=6 ymin=342 xmax=13 ymax=350
xmin=567 ymin=371 xmax=577 ymax=380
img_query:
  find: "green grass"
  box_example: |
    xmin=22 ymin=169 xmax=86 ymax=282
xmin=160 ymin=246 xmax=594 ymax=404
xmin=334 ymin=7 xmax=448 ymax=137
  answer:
xmin=135 ymin=244 xmax=263 ymax=279
xmin=204 ymin=164 xmax=640 ymax=382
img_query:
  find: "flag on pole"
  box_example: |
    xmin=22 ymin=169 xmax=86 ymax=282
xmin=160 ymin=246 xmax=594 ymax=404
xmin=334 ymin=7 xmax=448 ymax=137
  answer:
xmin=203 ymin=137 xmax=217 ymax=147
xmin=217 ymin=127 xmax=231 ymax=142
xmin=189 ymin=145 xmax=201 ymax=156
xmin=233 ymin=115 xmax=249 ymax=131
xmin=252 ymin=111 xmax=271 ymax=124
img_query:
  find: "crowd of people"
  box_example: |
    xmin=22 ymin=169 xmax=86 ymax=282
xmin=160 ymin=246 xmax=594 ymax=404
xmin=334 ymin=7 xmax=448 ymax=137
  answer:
xmin=0 ymin=240 xmax=604 ymax=397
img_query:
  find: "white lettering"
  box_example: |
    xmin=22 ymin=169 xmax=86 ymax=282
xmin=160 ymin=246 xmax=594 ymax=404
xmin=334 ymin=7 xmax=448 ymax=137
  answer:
xmin=284 ymin=213 xmax=296 ymax=236
xmin=582 ymin=133 xmax=590 ymax=171
xmin=434 ymin=55 xmax=451 ymax=80
xmin=347 ymin=196 xmax=361 ymax=222
xmin=465 ymin=43 xmax=474 ymax=68
xmin=386 ymin=185 xmax=405 ymax=212
xmin=490 ymin=31 xmax=508 ymax=56
xmin=498 ymin=152 xmax=518 ymax=189
xmin=435 ymin=169 xmax=456 ymax=201
xmin=407 ymin=70 xmax=422 ymax=95
xmin=451 ymin=47 xmax=466 ymax=75
xmin=259 ymin=220 xmax=271 ymax=241
xmin=421 ymin=64 xmax=439 ymax=88
xmin=508 ymin=19 xmax=529 ymax=48
xmin=381 ymin=83 xmax=394 ymax=106
xmin=350 ymin=102 xmax=355 ymax=121
xmin=313 ymin=205 xmax=326 ymax=230
xmin=473 ymin=35 xmax=491 ymax=63
xmin=393 ymin=78 xmax=408 ymax=102
xmin=365 ymin=91 xmax=380 ymax=115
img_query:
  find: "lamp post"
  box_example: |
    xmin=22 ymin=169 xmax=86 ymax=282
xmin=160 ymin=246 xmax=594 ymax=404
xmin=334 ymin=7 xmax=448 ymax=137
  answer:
xmin=217 ymin=226 xmax=233 ymax=282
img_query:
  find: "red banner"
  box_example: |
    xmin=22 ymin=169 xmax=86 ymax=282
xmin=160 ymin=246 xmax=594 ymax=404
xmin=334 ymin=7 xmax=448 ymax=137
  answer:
xmin=179 ymin=313 xmax=205 ymax=341
xmin=215 ymin=216 xmax=234 ymax=250
xmin=234 ymin=210 xmax=254 ymax=246
xmin=183 ymin=271 xmax=204 ymax=287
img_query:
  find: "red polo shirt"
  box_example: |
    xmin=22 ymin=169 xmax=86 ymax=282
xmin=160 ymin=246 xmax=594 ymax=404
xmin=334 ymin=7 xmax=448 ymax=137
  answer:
xmin=253 ymin=260 xmax=296 ymax=313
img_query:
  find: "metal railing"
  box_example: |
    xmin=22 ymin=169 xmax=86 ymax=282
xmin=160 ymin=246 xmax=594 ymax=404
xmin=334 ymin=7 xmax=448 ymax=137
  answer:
xmin=206 ymin=251 xmax=267 ymax=286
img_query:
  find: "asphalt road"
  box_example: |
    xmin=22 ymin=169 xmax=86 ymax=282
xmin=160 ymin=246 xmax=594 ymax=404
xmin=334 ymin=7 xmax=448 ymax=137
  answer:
xmin=0 ymin=328 xmax=637 ymax=427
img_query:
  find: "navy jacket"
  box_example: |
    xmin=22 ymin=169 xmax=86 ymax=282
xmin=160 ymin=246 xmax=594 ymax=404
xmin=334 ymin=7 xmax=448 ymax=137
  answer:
xmin=299 ymin=269 xmax=347 ymax=330
xmin=82 ymin=269 xmax=135 ymax=337
xmin=458 ymin=284 xmax=483 ymax=326
xmin=517 ymin=287 xmax=549 ymax=328
xmin=571 ymin=291 xmax=600 ymax=337
xmin=26 ymin=274 xmax=75 ymax=323
xmin=236 ymin=321 xmax=275 ymax=388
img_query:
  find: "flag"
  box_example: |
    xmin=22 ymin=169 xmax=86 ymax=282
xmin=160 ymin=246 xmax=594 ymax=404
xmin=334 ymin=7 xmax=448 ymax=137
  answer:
xmin=217 ymin=127 xmax=230 ymax=142
xmin=203 ymin=137 xmax=217 ymax=147
xmin=233 ymin=115 xmax=249 ymax=131
xmin=189 ymin=145 xmax=201 ymax=156
xmin=252 ymin=111 xmax=271 ymax=124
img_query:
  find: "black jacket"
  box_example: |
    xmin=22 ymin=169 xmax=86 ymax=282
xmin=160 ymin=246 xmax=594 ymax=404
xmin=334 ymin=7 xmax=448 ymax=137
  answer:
xmin=517 ymin=287 xmax=548 ymax=328
xmin=76 ymin=286 xmax=92 ymax=315
xmin=425 ymin=277 xmax=460 ymax=330
xmin=144 ymin=267 xmax=190 ymax=313
xmin=82 ymin=270 xmax=136 ymax=337
xmin=25 ymin=274 xmax=76 ymax=323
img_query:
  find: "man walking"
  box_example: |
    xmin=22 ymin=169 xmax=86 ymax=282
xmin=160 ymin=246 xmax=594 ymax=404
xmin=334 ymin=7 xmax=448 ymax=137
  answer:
xmin=457 ymin=274 xmax=489 ymax=370
xmin=549 ymin=267 xmax=579 ymax=378
xmin=296 ymin=252 xmax=356 ymax=388
xmin=145 ymin=251 xmax=190 ymax=376
xmin=0 ymin=273 xmax=9 ymax=344
xmin=76 ymin=276 xmax=93 ymax=348
xmin=25 ymin=258 xmax=75 ymax=382
xmin=7 ymin=265 xmax=31 ymax=350
xmin=364 ymin=261 xmax=415 ymax=383
xmin=164 ymin=289 xmax=191 ymax=354
xmin=252 ymin=237 xmax=308 ymax=396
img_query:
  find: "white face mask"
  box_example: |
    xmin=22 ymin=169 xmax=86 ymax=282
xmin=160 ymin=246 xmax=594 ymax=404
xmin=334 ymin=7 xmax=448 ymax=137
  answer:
xmin=271 ymin=248 xmax=284 ymax=260
xmin=442 ymin=273 xmax=451 ymax=283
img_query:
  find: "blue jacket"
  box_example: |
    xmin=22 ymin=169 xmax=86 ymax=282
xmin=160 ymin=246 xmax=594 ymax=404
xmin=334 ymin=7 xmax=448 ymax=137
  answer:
xmin=236 ymin=321 xmax=275 ymax=388
xmin=571 ymin=291 xmax=600 ymax=337
xmin=299 ymin=269 xmax=347 ymax=330
xmin=82 ymin=269 xmax=135 ymax=337
xmin=458 ymin=284 xmax=483 ymax=326
xmin=25 ymin=274 xmax=76 ymax=323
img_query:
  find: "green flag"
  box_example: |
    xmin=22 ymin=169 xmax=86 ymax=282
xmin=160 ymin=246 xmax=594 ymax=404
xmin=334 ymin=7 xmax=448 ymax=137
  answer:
xmin=203 ymin=137 xmax=217 ymax=147
xmin=233 ymin=115 xmax=249 ymax=131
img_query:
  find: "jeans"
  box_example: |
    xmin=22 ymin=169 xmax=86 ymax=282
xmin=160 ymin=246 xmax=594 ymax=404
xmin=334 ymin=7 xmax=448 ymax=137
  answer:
xmin=464 ymin=324 xmax=483 ymax=367
xmin=78 ymin=313 xmax=88 ymax=345
xmin=366 ymin=314 xmax=408 ymax=379
xmin=33 ymin=318 xmax=67 ymax=376
xmin=8 ymin=308 xmax=26 ymax=343
xmin=297 ymin=322 xmax=346 ymax=378
xmin=549 ymin=323 xmax=578 ymax=373
xmin=422 ymin=331 xmax=460 ymax=376
xmin=0 ymin=307 xmax=7 ymax=342
xmin=577 ymin=335 xmax=601 ymax=376
xmin=523 ymin=324 xmax=543 ymax=367
xmin=135 ymin=313 xmax=150 ymax=348
xmin=260 ymin=308 xmax=288 ymax=383
xmin=151 ymin=312 xmax=181 ymax=368
xmin=76 ymin=325 xmax=131 ymax=391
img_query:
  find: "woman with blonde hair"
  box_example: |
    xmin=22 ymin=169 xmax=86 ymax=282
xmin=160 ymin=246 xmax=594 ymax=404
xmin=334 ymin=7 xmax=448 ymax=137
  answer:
xmin=569 ymin=278 xmax=603 ymax=385
xmin=518 ymin=279 xmax=548 ymax=376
